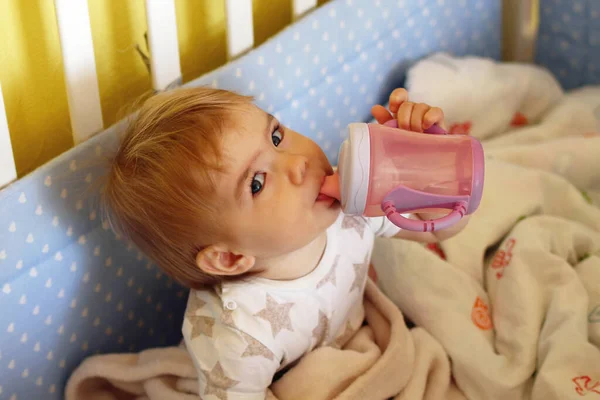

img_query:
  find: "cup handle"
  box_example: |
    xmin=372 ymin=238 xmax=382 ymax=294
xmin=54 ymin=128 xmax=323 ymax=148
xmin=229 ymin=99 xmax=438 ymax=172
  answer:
xmin=382 ymin=200 xmax=467 ymax=232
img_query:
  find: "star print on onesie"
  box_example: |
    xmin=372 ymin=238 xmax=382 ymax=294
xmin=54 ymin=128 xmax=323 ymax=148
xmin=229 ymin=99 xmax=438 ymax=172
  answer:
xmin=182 ymin=212 xmax=402 ymax=399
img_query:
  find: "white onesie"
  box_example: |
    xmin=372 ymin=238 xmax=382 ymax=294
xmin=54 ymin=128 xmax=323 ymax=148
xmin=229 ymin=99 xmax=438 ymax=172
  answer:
xmin=182 ymin=212 xmax=401 ymax=400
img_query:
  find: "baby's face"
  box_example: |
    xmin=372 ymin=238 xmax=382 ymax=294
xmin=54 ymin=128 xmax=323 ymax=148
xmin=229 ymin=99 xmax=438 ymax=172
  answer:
xmin=213 ymin=104 xmax=340 ymax=259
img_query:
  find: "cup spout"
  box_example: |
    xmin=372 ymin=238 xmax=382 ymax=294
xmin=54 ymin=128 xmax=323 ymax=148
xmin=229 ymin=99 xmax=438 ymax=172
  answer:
xmin=320 ymin=172 xmax=341 ymax=201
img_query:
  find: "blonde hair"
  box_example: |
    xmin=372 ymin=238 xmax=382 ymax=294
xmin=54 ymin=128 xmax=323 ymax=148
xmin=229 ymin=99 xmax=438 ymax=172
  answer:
xmin=103 ymin=86 xmax=253 ymax=289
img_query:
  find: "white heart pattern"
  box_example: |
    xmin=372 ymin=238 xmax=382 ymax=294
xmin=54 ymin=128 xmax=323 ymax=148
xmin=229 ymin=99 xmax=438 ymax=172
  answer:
xmin=8 ymin=222 xmax=16 ymax=232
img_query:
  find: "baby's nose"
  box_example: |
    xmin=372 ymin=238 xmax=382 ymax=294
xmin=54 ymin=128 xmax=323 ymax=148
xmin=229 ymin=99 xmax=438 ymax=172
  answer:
xmin=289 ymin=156 xmax=308 ymax=185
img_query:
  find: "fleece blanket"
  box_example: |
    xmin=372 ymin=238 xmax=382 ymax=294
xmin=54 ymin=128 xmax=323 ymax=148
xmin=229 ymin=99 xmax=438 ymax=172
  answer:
xmin=65 ymin=54 xmax=600 ymax=399
xmin=371 ymin=53 xmax=600 ymax=400
xmin=65 ymin=280 xmax=468 ymax=400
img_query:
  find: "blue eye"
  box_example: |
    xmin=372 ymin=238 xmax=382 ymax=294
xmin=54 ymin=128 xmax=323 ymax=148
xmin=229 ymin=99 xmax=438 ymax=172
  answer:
xmin=272 ymin=128 xmax=283 ymax=147
xmin=251 ymin=173 xmax=265 ymax=195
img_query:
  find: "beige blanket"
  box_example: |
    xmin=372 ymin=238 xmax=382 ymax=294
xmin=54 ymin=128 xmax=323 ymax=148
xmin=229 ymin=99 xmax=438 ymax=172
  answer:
xmin=373 ymin=54 xmax=600 ymax=400
xmin=65 ymin=280 xmax=467 ymax=400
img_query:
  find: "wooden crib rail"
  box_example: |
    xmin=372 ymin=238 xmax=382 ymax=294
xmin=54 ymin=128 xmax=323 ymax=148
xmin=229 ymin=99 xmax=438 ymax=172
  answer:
xmin=0 ymin=84 xmax=17 ymax=188
xmin=0 ymin=0 xmax=321 ymax=189
xmin=146 ymin=0 xmax=182 ymax=91
xmin=54 ymin=0 xmax=104 ymax=146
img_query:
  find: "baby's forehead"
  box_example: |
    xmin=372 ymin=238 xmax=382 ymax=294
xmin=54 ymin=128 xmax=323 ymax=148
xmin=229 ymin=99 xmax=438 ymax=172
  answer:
xmin=220 ymin=107 xmax=273 ymax=149
xmin=225 ymin=104 xmax=271 ymax=133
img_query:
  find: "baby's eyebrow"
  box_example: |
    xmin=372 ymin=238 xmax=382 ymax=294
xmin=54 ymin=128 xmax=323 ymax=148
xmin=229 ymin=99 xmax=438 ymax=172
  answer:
xmin=233 ymin=113 xmax=276 ymax=204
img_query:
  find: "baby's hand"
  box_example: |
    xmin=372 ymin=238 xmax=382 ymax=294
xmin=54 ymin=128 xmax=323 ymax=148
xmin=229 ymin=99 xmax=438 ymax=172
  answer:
xmin=371 ymin=88 xmax=445 ymax=132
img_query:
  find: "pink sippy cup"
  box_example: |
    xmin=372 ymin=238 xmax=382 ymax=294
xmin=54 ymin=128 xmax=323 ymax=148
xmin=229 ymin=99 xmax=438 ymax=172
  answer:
xmin=321 ymin=120 xmax=484 ymax=232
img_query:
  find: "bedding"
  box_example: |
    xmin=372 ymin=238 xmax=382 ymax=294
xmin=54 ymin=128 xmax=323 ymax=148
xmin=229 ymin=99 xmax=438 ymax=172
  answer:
xmin=67 ymin=280 xmax=469 ymax=400
xmin=64 ymin=54 xmax=600 ymax=399
xmin=0 ymin=1 xmax=502 ymax=399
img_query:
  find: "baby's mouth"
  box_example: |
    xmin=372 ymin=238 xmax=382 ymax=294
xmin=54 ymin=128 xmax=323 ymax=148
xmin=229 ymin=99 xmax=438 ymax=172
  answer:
xmin=318 ymin=172 xmax=341 ymax=202
xmin=316 ymin=175 xmax=338 ymax=203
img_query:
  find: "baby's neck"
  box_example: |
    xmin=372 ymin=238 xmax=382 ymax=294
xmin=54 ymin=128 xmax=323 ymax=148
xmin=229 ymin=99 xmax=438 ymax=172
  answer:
xmin=255 ymin=231 xmax=328 ymax=281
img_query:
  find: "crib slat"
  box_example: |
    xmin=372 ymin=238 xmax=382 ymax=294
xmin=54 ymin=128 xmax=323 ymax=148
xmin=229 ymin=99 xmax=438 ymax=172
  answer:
xmin=293 ymin=0 xmax=318 ymax=19
xmin=225 ymin=0 xmax=254 ymax=59
xmin=503 ymin=0 xmax=539 ymax=62
xmin=54 ymin=0 xmax=104 ymax=144
xmin=0 ymin=84 xmax=17 ymax=188
xmin=145 ymin=0 xmax=182 ymax=91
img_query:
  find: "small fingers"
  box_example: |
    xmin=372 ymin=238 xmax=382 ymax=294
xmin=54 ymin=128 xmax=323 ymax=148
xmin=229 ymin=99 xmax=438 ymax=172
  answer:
xmin=388 ymin=88 xmax=409 ymax=113
xmin=371 ymin=105 xmax=393 ymax=125
xmin=396 ymin=101 xmax=414 ymax=130
xmin=410 ymin=103 xmax=431 ymax=132
xmin=423 ymin=107 xmax=444 ymax=129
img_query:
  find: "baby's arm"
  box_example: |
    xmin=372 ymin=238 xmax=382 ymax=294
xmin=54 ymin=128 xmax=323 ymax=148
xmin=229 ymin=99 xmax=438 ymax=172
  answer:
xmin=371 ymin=88 xmax=470 ymax=243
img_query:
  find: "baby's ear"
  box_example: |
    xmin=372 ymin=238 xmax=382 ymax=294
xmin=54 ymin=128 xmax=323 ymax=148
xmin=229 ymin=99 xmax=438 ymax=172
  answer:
xmin=196 ymin=244 xmax=255 ymax=276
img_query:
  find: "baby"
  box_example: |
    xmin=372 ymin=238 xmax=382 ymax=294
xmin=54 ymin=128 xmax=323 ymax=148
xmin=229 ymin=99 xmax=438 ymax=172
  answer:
xmin=104 ymin=86 xmax=467 ymax=399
